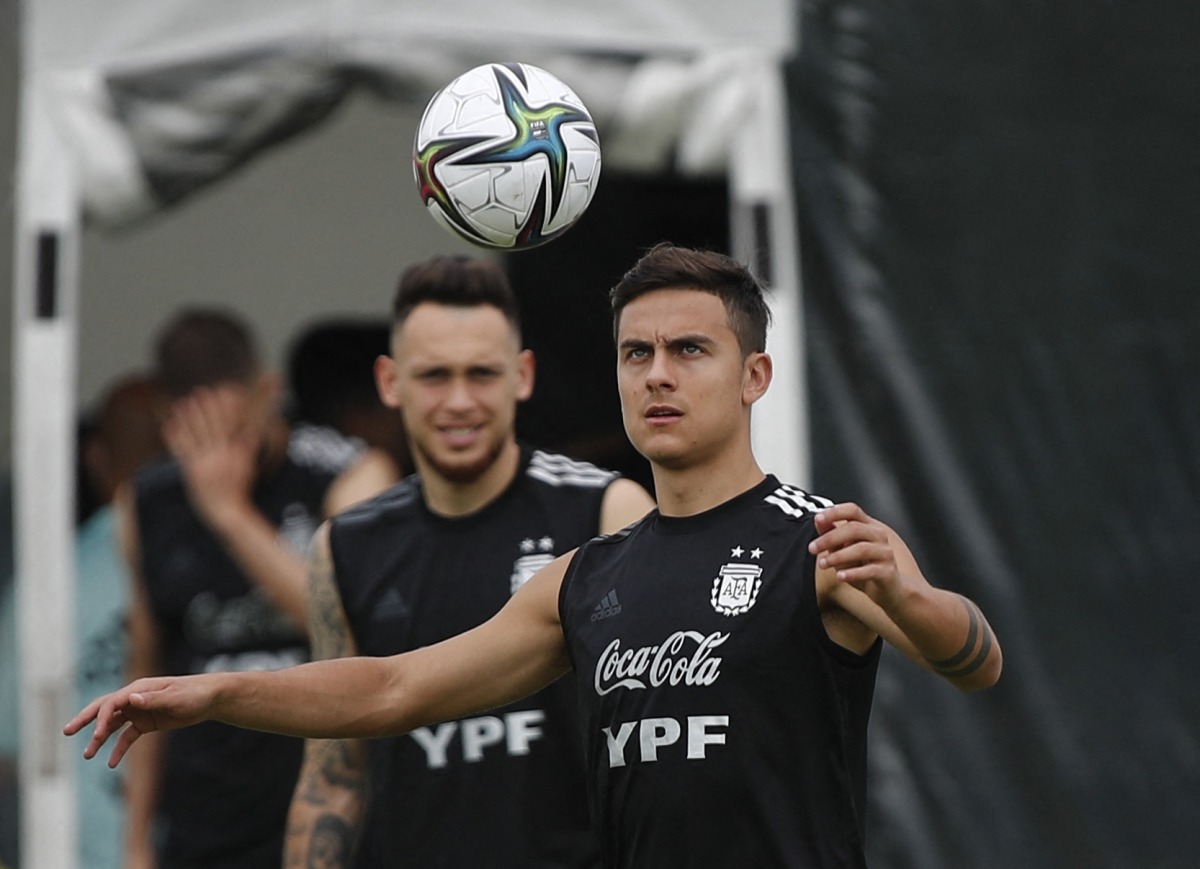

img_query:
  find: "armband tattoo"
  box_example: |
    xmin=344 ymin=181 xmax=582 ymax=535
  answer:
xmin=926 ymin=596 xmax=993 ymax=679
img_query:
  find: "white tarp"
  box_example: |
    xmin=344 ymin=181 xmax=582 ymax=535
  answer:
xmin=14 ymin=4 xmax=801 ymax=867
xmin=31 ymin=0 xmax=796 ymax=225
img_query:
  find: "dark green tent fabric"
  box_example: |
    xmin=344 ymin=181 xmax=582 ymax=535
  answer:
xmin=792 ymin=2 xmax=1200 ymax=867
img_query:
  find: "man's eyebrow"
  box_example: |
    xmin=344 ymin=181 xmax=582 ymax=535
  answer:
xmin=618 ymin=337 xmax=653 ymax=351
xmin=618 ymin=334 xmax=714 ymax=352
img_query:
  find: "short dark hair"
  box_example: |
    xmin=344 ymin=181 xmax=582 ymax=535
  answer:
xmin=610 ymin=244 xmax=772 ymax=355
xmin=392 ymin=255 xmax=521 ymax=340
xmin=154 ymin=308 xmax=259 ymax=397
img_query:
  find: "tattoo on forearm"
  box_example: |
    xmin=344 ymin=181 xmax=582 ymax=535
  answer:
xmin=314 ymin=740 xmax=368 ymax=795
xmin=927 ymin=596 xmax=994 ymax=679
xmin=290 ymin=740 xmax=368 ymax=868
xmin=292 ymin=535 xmax=366 ymax=869
xmin=308 ymin=536 xmax=355 ymax=660
xmin=309 ymin=814 xmax=355 ymax=869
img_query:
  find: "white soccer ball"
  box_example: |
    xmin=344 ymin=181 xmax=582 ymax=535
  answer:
xmin=413 ymin=63 xmax=601 ymax=250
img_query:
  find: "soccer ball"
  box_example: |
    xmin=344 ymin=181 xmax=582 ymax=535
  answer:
xmin=413 ymin=63 xmax=601 ymax=250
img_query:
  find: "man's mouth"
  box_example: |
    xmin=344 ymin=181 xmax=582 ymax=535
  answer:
xmin=438 ymin=424 xmax=482 ymax=444
xmin=645 ymin=406 xmax=682 ymax=422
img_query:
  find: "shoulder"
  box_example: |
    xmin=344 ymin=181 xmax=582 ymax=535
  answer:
xmin=524 ymin=449 xmax=618 ymax=490
xmin=286 ymin=423 xmax=364 ymax=475
xmin=598 ymin=477 xmax=655 ymax=535
xmin=330 ymin=476 xmax=421 ymax=535
xmin=758 ymin=480 xmax=835 ymax=523
xmin=326 ymin=478 xmax=420 ymax=567
xmin=576 ymin=510 xmax=651 ymax=556
xmin=325 ymin=448 xmax=402 ymax=515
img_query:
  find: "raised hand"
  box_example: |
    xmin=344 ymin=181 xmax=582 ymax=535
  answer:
xmin=808 ymin=502 xmax=908 ymax=609
xmin=164 ymin=386 xmax=259 ymax=531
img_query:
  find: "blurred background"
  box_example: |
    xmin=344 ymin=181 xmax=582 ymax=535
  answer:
xmin=3 ymin=1 xmax=1198 ymax=867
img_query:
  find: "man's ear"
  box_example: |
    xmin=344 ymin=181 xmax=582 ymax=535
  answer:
xmin=742 ymin=352 xmax=772 ymax=406
xmin=375 ymin=355 xmax=402 ymax=409
xmin=516 ymin=349 xmax=536 ymax=402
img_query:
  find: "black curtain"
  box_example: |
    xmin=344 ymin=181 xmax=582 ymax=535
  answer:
xmin=792 ymin=1 xmax=1200 ymax=867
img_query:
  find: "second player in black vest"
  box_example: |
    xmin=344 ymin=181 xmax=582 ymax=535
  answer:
xmin=283 ymin=256 xmax=654 ymax=867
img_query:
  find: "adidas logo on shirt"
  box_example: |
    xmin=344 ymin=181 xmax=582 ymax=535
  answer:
xmin=591 ymin=590 xmax=622 ymax=622
xmin=374 ymin=587 xmax=410 ymax=619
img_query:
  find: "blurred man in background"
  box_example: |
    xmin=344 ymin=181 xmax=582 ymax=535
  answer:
xmin=121 ymin=309 xmax=358 ymax=868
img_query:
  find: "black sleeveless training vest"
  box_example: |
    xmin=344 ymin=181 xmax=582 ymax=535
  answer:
xmin=560 ymin=475 xmax=881 ymax=869
xmin=331 ymin=447 xmax=617 ymax=868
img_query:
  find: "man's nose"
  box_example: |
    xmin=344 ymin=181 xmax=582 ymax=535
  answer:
xmin=444 ymin=376 xmax=475 ymax=408
xmin=645 ymin=351 xmax=676 ymax=391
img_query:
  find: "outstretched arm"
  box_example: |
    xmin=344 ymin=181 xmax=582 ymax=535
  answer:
xmin=810 ymin=502 xmax=1002 ymax=692
xmin=65 ymin=551 xmax=575 ymax=767
xmin=284 ymin=525 xmax=368 ymax=869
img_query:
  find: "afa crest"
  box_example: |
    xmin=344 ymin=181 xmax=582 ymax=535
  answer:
xmin=711 ymin=563 xmax=764 ymax=616
xmin=511 ymin=536 xmax=556 ymax=593
xmin=510 ymin=553 xmax=555 ymax=594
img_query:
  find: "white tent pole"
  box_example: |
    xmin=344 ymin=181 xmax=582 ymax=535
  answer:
xmin=13 ymin=68 xmax=82 ymax=869
xmin=731 ymin=57 xmax=809 ymax=487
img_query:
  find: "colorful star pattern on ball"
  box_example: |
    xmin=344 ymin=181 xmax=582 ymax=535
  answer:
xmin=412 ymin=62 xmax=600 ymax=250
xmin=413 ymin=133 xmax=492 ymax=245
xmin=460 ymin=64 xmax=598 ymax=226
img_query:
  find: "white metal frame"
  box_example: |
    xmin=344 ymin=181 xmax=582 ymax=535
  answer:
xmin=13 ymin=66 xmax=83 ymax=869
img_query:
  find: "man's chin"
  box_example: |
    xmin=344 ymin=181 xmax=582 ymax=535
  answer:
xmin=630 ymin=433 xmax=689 ymax=469
xmin=430 ymin=458 xmax=493 ymax=484
xmin=417 ymin=443 xmax=503 ymax=484
xmin=650 ymin=456 xmax=690 ymax=472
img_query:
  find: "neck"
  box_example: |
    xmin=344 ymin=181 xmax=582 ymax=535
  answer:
xmin=651 ymin=449 xmax=765 ymax=517
xmin=418 ymin=440 xmax=522 ymax=518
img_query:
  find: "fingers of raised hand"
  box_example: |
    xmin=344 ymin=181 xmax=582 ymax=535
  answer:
xmin=814 ymin=536 xmax=886 ymax=565
xmin=808 ymin=517 xmax=887 ymax=557
xmin=164 ymin=395 xmax=210 ymax=459
xmin=167 ymin=388 xmax=239 ymax=455
xmin=162 ymin=405 xmax=190 ymax=459
xmin=203 ymin=387 xmax=248 ymax=443
xmin=817 ymin=541 xmax=897 ymax=582
xmin=812 ymin=502 xmax=869 ymax=533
